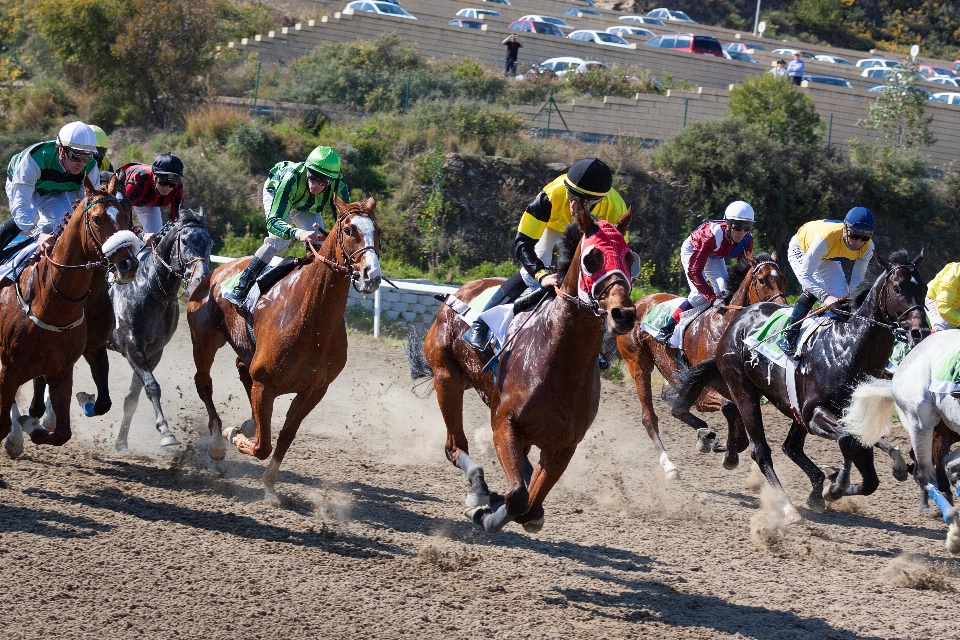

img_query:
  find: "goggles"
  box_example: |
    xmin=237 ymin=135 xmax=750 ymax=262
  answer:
xmin=155 ymin=173 xmax=181 ymax=186
xmin=307 ymin=173 xmax=331 ymax=187
xmin=728 ymin=220 xmax=752 ymax=232
xmin=846 ymin=231 xmax=871 ymax=243
xmin=62 ymin=147 xmax=94 ymax=163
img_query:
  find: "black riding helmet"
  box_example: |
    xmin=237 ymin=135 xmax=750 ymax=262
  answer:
xmin=152 ymin=153 xmax=184 ymax=176
xmin=564 ymin=158 xmax=612 ymax=199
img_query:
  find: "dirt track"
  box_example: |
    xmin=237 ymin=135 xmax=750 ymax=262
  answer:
xmin=1 ymin=325 xmax=958 ymax=639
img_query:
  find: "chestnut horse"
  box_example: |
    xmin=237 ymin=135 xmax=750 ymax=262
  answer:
xmin=2 ymin=175 xmax=140 ymax=457
xmin=188 ymin=196 xmax=382 ymax=500
xmin=407 ymin=207 xmax=636 ymax=534
xmin=616 ymin=253 xmax=786 ymax=479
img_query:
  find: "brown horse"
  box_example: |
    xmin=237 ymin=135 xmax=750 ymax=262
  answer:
xmin=188 ymin=196 xmax=382 ymax=500
xmin=616 ymin=253 xmax=786 ymax=479
xmin=407 ymin=206 xmax=636 ymax=534
xmin=2 ymin=174 xmax=140 ymax=456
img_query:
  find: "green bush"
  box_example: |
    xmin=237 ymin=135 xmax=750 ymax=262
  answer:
xmin=564 ymin=66 xmax=660 ymax=99
xmin=728 ymin=73 xmax=822 ymax=144
xmin=226 ymin=119 xmax=283 ymax=174
xmin=407 ymin=101 xmax=524 ymax=148
xmin=8 ymin=77 xmax=75 ymax=131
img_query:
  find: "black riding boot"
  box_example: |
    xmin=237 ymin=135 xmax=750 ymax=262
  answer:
xmin=0 ymin=218 xmax=23 ymax=258
xmin=462 ymin=286 xmax=511 ymax=350
xmin=655 ymin=316 xmax=678 ymax=344
xmin=777 ymin=291 xmax=817 ymax=358
xmin=224 ymin=256 xmax=268 ymax=306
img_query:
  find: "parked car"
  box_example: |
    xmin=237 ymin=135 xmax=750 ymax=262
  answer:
xmin=572 ymin=0 xmax=596 ymax=5
xmin=932 ymin=92 xmax=960 ymax=105
xmin=606 ymin=26 xmax=655 ymax=38
xmin=862 ymin=67 xmax=923 ymax=82
xmin=456 ymin=8 xmax=500 ymax=18
xmin=856 ymin=58 xmax=900 ymax=69
xmin=645 ymin=33 xmax=723 ymax=57
xmin=508 ymin=19 xmax=565 ymax=36
xmin=619 ymin=15 xmax=665 ymax=26
xmin=771 ymin=48 xmax=812 ymax=57
xmin=928 ymin=76 xmax=960 ymax=88
xmin=345 ymin=1 xmax=417 ymax=18
xmin=813 ymin=54 xmax=853 ymax=64
xmin=723 ymin=42 xmax=765 ymax=54
xmin=724 ymin=50 xmax=759 ymax=64
xmin=480 ymin=0 xmax=510 ymax=4
xmin=802 ymin=75 xmax=852 ymax=88
xmin=562 ymin=7 xmax=602 ymax=16
xmin=449 ymin=19 xmax=483 ymax=28
xmin=647 ymin=8 xmax=696 ymax=23
xmin=916 ymin=64 xmax=958 ymax=78
xmin=868 ymin=85 xmax=934 ymax=99
xmin=539 ymin=56 xmax=605 ymax=76
xmin=568 ymin=30 xmax=631 ymax=47
xmin=519 ymin=15 xmax=570 ymax=28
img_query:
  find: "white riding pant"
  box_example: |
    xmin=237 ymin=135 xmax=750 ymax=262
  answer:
xmin=253 ymin=188 xmax=326 ymax=263
xmin=788 ymin=236 xmax=848 ymax=300
xmin=520 ymin=227 xmax=562 ymax=289
xmin=680 ymin=242 xmax=728 ymax=306
xmin=133 ymin=206 xmax=163 ymax=234
xmin=925 ymin=297 xmax=955 ymax=332
xmin=4 ymin=180 xmax=80 ymax=234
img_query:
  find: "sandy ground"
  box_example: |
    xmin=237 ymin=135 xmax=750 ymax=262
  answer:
xmin=1 ymin=324 xmax=958 ymax=640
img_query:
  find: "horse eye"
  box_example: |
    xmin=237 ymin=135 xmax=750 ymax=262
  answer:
xmin=893 ymin=284 xmax=901 ymax=294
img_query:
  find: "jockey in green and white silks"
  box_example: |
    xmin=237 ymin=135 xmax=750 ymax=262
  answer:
xmin=224 ymin=146 xmax=350 ymax=306
xmin=3 ymin=122 xmax=101 ymax=255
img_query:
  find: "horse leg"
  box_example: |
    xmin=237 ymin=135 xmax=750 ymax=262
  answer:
xmin=235 ymin=358 xmax=256 ymax=439
xmin=933 ymin=421 xmax=957 ymax=506
xmin=472 ymin=417 xmax=527 ymax=534
xmin=116 ymin=373 xmax=143 ymax=453
xmin=262 ymin=385 xmax=326 ymax=502
xmin=123 ymin=347 xmax=178 ymax=449
xmin=2 ymin=373 xmax=24 ymax=459
xmin=834 ymin=434 xmax=880 ymax=498
xmin=29 ymin=373 xmax=73 ymax=446
xmin=192 ymin=328 xmax=228 ymax=461
xmin=627 ymin=346 xmax=678 ymax=480
xmin=693 ymin=389 xmax=729 ymax=453
xmin=28 ymin=378 xmax=46 ymax=420
xmin=518 ymin=444 xmax=578 ymax=533
xmin=873 ymin=438 xmax=909 ymax=482
xmin=721 ymin=400 xmax=748 ymax=470
xmin=234 ymin=380 xmax=274 ymax=461
xmin=780 ymin=419 xmax=827 ymax=512
xmin=84 ymin=347 xmax=112 ymax=416
xmin=434 ymin=363 xmax=490 ymax=509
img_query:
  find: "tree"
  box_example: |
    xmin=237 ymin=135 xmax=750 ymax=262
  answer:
xmin=31 ymin=0 xmax=128 ymax=86
xmin=727 ymin=72 xmax=822 ymax=144
xmin=858 ymin=62 xmax=935 ymax=150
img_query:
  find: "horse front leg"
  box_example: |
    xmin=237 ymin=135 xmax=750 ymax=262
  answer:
xmin=262 ymin=385 xmax=327 ymax=502
xmin=514 ymin=444 xmax=578 ymax=534
xmin=473 ymin=416 xmax=527 ymax=534
xmin=873 ymin=438 xmax=909 ymax=482
xmin=625 ymin=344 xmax=679 ymax=480
xmin=781 ymin=418 xmax=827 ymax=512
xmin=191 ymin=325 xmax=227 ymax=460
xmin=234 ymin=380 xmax=273 ymax=461
xmin=116 ymin=373 xmax=143 ymax=453
xmin=29 ymin=372 xmax=73 ymax=446
xmin=29 ymin=378 xmax=47 ymax=420
xmin=84 ymin=347 xmax=112 ymax=416
xmin=2 ymin=373 xmax=23 ymax=458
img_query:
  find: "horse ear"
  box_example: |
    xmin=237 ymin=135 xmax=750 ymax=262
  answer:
xmin=771 ymin=250 xmax=778 ymax=263
xmin=912 ymin=248 xmax=924 ymax=265
xmin=106 ymin=171 xmax=119 ymax=195
xmin=83 ymin=173 xmax=95 ymax=196
xmin=744 ymin=250 xmax=755 ymax=265
xmin=574 ymin=199 xmax=597 ymax=235
xmin=198 ymin=204 xmax=207 ymax=219
xmin=875 ymin=252 xmax=891 ymax=270
xmin=615 ymin=206 xmax=632 ymax=236
xmin=364 ymin=196 xmax=376 ymax=213
xmin=333 ymin=194 xmax=346 ymax=213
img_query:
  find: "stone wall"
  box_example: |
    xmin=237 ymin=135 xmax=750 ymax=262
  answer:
xmin=346 ymin=279 xmax=456 ymax=331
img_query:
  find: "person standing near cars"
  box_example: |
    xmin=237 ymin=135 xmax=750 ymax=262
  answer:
xmin=770 ymin=59 xmax=788 ymax=78
xmin=503 ymin=34 xmax=522 ymax=76
xmin=787 ymin=51 xmax=805 ymax=86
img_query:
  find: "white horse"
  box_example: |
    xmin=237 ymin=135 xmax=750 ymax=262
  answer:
xmin=841 ymin=329 xmax=960 ymax=555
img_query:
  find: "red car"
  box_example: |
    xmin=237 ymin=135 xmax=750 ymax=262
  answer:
xmin=645 ymin=33 xmax=723 ymax=56
xmin=508 ymin=19 xmax=565 ymax=36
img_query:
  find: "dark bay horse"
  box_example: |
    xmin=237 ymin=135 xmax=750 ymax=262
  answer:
xmin=407 ymin=207 xmax=636 ymax=534
xmin=616 ymin=253 xmax=786 ymax=479
xmin=106 ymin=208 xmax=212 ymax=452
xmin=2 ymin=175 xmax=139 ymax=456
xmin=188 ymin=196 xmax=381 ymax=500
xmin=669 ymin=250 xmax=928 ymax=523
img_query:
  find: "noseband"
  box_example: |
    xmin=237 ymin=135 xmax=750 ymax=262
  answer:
xmin=878 ymin=263 xmax=927 ymax=337
xmin=307 ymin=207 xmax=380 ymax=291
xmin=151 ymin=222 xmax=207 ymax=299
xmin=751 ymin=260 xmax=788 ymax=303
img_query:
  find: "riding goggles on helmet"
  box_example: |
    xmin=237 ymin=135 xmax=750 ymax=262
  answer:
xmin=155 ymin=172 xmax=181 ymax=186
xmin=728 ymin=220 xmax=752 ymax=232
xmin=846 ymin=229 xmax=871 ymax=242
xmin=62 ymin=147 xmax=94 ymax=163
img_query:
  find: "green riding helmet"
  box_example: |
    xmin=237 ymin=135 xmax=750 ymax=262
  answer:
xmin=305 ymin=146 xmax=342 ymax=180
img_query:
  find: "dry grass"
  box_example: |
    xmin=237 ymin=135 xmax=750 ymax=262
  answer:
xmin=183 ymin=103 xmax=252 ymax=145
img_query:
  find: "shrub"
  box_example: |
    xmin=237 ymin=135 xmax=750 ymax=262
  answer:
xmin=407 ymin=101 xmax=524 ymax=149
xmin=226 ymin=119 xmax=283 ymax=174
xmin=728 ymin=73 xmax=822 ymax=144
xmin=184 ymin=103 xmax=252 ymax=145
xmin=8 ymin=77 xmax=75 ymax=131
xmin=564 ymin=66 xmax=660 ymax=99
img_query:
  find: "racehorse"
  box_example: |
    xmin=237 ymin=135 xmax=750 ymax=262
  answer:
xmin=188 ymin=196 xmax=381 ymax=500
xmin=668 ymin=250 xmax=928 ymax=523
xmin=616 ymin=252 xmax=786 ymax=479
xmin=2 ymin=175 xmax=140 ymax=456
xmin=842 ymin=330 xmax=960 ymax=554
xmin=406 ymin=207 xmax=636 ymax=534
xmin=106 ymin=208 xmax=212 ymax=452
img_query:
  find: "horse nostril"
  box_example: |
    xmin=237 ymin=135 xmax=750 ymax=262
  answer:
xmin=611 ymin=308 xmax=636 ymax=326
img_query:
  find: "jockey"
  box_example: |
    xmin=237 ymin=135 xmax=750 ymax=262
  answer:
xmin=89 ymin=124 xmax=113 ymax=173
xmin=224 ymin=146 xmax=350 ymax=306
xmin=655 ymin=201 xmax=755 ymax=344
xmin=120 ymin=153 xmax=185 ymax=235
xmin=2 ymin=121 xmax=101 ymax=255
xmin=778 ymin=206 xmax=875 ymax=357
xmin=925 ymin=262 xmax=960 ymax=331
xmin=462 ymin=157 xmax=628 ymax=350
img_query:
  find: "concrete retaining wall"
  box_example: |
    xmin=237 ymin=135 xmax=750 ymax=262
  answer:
xmin=346 ymin=279 xmax=450 ymax=330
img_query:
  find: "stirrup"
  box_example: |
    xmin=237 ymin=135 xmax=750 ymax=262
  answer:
xmin=654 ymin=326 xmax=675 ymax=345
xmin=224 ymin=286 xmax=248 ymax=307
xmin=778 ymin=334 xmax=799 ymax=358
xmin=462 ymin=320 xmax=490 ymax=351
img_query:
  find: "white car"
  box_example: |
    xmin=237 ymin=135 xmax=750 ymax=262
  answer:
xmin=518 ymin=14 xmax=569 ymax=28
xmin=813 ymin=54 xmax=852 ymax=64
xmin=539 ymin=56 xmax=604 ymax=76
xmin=856 ymin=58 xmax=900 ymax=69
xmin=456 ymin=8 xmax=501 ymax=18
xmin=932 ymin=92 xmax=960 ymax=105
xmin=345 ymin=1 xmax=416 ymax=18
xmin=646 ymin=8 xmax=696 ymax=23
xmin=567 ymin=30 xmax=631 ymax=47
xmin=606 ymin=26 xmax=655 ymax=38
xmin=927 ymin=76 xmax=960 ymax=88
xmin=772 ymin=48 xmax=804 ymax=56
xmin=619 ymin=15 xmax=665 ymax=26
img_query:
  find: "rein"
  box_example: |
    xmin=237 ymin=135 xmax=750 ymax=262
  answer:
xmin=305 ymin=206 xmax=383 ymax=291
xmin=149 ymin=222 xmax=206 ymax=299
xmin=751 ymin=260 xmax=788 ymax=303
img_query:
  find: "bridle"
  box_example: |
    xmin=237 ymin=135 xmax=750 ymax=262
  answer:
xmin=306 ymin=206 xmax=383 ymax=292
xmin=750 ymin=260 xmax=788 ymax=303
xmin=832 ymin=263 xmax=926 ymax=340
xmin=150 ymin=221 xmax=207 ymax=299
xmin=557 ymin=237 xmax=632 ymax=318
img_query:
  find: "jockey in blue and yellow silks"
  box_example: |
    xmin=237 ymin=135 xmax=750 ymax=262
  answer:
xmin=926 ymin=262 xmax=960 ymax=331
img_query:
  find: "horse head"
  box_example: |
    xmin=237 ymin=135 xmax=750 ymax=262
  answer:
xmin=331 ymin=195 xmax=382 ymax=294
xmin=58 ymin=175 xmax=140 ymax=284
xmin=874 ymin=249 xmax=929 ymax=347
xmin=563 ymin=204 xmax=637 ymax=335
xmin=744 ymin=251 xmax=787 ymax=305
xmin=155 ymin=205 xmax=213 ymax=298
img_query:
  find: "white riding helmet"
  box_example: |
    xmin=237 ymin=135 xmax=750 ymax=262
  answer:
xmin=56 ymin=121 xmax=98 ymax=153
xmin=724 ymin=200 xmax=755 ymax=222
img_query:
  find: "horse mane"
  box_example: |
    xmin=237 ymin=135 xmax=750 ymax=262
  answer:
xmin=723 ymin=252 xmax=774 ymax=304
xmin=849 ymin=248 xmax=913 ymax=309
xmin=178 ymin=206 xmax=208 ymax=227
xmin=554 ymin=222 xmax=582 ymax=286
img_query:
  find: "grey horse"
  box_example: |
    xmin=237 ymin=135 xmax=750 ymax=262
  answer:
xmin=97 ymin=206 xmax=212 ymax=452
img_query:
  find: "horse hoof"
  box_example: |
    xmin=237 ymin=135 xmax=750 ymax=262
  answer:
xmin=239 ymin=419 xmax=256 ymax=439
xmin=465 ymin=505 xmax=492 ymax=525
xmin=522 ymin=516 xmax=545 ymax=533
xmin=695 ymin=429 xmax=716 ymax=454
xmin=115 ymin=442 xmax=130 ymax=454
xmin=4 ymin=437 xmax=23 ymax=460
xmin=891 ymin=464 xmax=909 ymax=482
xmin=946 ymin=522 xmax=960 ymax=555
xmin=208 ymin=440 xmax=226 ymax=461
xmin=806 ymin=493 xmax=827 ymax=513
xmin=664 ymin=468 xmax=680 ymax=481
xmin=918 ymin=503 xmax=933 ymax=515
xmin=159 ymin=434 xmax=180 ymax=448
xmin=822 ymin=486 xmax=841 ymax=503
xmin=722 ymin=453 xmax=740 ymax=471
xmin=465 ymin=490 xmax=490 ymax=508
xmin=783 ymin=504 xmax=803 ymax=524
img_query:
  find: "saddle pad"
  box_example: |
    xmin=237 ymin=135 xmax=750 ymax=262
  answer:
xmin=444 ymin=287 xmax=501 ymax=326
xmin=220 ymin=256 xmax=289 ymax=314
xmin=640 ymin=299 xmax=681 ymax=336
xmin=0 ymin=234 xmax=34 ymax=265
xmin=744 ymin=309 xmax=827 ymax=368
xmin=885 ymin=339 xmax=911 ymax=375
xmin=0 ymin=240 xmax=38 ymax=285
xmin=929 ymin=343 xmax=960 ymax=394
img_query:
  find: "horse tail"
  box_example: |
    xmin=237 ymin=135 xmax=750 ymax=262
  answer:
xmin=664 ymin=357 xmax=722 ymax=414
xmin=405 ymin=325 xmax=434 ymax=381
xmin=839 ymin=376 xmax=894 ymax=446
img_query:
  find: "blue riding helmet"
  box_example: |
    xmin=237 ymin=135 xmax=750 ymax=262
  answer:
xmin=844 ymin=206 xmax=875 ymax=236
